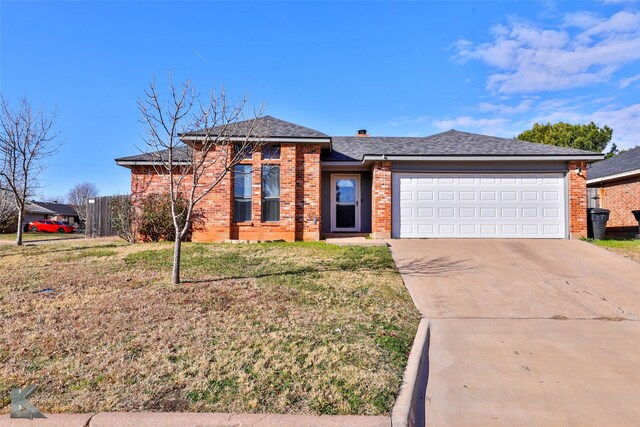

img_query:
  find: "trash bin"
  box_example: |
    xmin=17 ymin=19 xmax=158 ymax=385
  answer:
xmin=587 ymin=208 xmax=610 ymax=240
xmin=632 ymin=210 xmax=640 ymax=238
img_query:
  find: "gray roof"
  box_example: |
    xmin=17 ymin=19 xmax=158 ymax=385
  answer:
xmin=117 ymin=120 xmax=602 ymax=166
xmin=184 ymin=115 xmax=328 ymax=139
xmin=30 ymin=202 xmax=78 ymax=217
xmin=587 ymin=145 xmax=640 ymax=180
xmin=323 ymin=130 xmax=600 ymax=161
xmin=24 ymin=202 xmax=56 ymax=215
xmin=115 ymin=146 xmax=192 ymax=163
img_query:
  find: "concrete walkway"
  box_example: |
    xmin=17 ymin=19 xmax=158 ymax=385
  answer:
xmin=0 ymin=413 xmax=390 ymax=427
xmin=388 ymin=239 xmax=640 ymax=426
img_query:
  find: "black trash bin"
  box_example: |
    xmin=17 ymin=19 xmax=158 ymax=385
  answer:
xmin=632 ymin=210 xmax=640 ymax=238
xmin=587 ymin=208 xmax=610 ymax=240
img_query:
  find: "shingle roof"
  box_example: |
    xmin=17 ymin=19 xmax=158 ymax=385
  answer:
xmin=323 ymin=130 xmax=600 ymax=161
xmin=24 ymin=202 xmax=56 ymax=215
xmin=115 ymin=146 xmax=192 ymax=163
xmin=587 ymin=146 xmax=640 ymax=180
xmin=185 ymin=115 xmax=328 ymax=138
xmin=31 ymin=202 xmax=78 ymax=217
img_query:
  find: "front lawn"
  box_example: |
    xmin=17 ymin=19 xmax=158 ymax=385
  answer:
xmin=589 ymin=238 xmax=640 ymax=263
xmin=0 ymin=239 xmax=419 ymax=415
xmin=0 ymin=232 xmax=81 ymax=241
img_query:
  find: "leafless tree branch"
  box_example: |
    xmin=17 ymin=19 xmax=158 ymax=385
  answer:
xmin=137 ymin=75 xmax=267 ymax=284
xmin=0 ymin=95 xmax=61 ymax=245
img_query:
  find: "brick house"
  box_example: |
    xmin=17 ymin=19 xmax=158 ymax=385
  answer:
xmin=587 ymin=146 xmax=640 ymax=234
xmin=116 ymin=116 xmax=602 ymax=241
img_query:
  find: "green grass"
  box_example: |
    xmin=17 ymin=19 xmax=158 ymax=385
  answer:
xmin=0 ymin=239 xmax=420 ymax=415
xmin=587 ymin=238 xmax=640 ymax=262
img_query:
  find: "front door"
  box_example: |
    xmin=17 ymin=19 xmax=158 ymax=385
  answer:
xmin=331 ymin=174 xmax=360 ymax=232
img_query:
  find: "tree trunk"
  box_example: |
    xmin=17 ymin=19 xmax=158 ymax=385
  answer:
xmin=172 ymin=236 xmax=182 ymax=284
xmin=16 ymin=207 xmax=23 ymax=246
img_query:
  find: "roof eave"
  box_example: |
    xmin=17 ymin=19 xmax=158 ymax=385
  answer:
xmin=361 ymin=154 xmax=604 ymax=163
xmin=115 ymin=159 xmax=191 ymax=168
xmin=586 ymin=168 xmax=640 ymax=185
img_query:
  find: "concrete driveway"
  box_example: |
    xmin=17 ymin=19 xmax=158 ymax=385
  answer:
xmin=388 ymin=239 xmax=640 ymax=426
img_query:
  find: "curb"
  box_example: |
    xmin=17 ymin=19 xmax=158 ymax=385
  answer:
xmin=391 ymin=318 xmax=431 ymax=427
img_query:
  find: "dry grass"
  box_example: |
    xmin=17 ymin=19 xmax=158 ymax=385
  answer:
xmin=0 ymin=239 xmax=419 ymax=415
xmin=590 ymin=239 xmax=640 ymax=263
xmin=0 ymin=232 xmax=81 ymax=242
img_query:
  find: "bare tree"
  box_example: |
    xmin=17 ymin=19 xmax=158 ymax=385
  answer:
xmin=138 ymin=76 xmax=267 ymax=284
xmin=67 ymin=182 xmax=98 ymax=222
xmin=0 ymin=96 xmax=60 ymax=245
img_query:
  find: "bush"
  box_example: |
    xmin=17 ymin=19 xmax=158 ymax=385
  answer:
xmin=138 ymin=193 xmax=197 ymax=242
xmin=110 ymin=195 xmax=138 ymax=243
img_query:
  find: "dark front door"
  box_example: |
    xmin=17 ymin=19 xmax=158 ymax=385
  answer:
xmin=332 ymin=175 xmax=360 ymax=232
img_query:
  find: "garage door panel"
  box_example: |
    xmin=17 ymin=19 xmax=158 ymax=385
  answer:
xmin=392 ymin=173 xmax=566 ymax=238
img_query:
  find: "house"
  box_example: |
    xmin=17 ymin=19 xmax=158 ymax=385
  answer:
xmin=24 ymin=201 xmax=80 ymax=227
xmin=116 ymin=116 xmax=602 ymax=242
xmin=587 ymin=146 xmax=640 ymax=234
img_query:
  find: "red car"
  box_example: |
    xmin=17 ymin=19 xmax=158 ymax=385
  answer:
xmin=28 ymin=220 xmax=76 ymax=233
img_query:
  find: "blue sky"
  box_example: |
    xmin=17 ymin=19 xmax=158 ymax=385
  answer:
xmin=2 ymin=1 xmax=639 ymax=198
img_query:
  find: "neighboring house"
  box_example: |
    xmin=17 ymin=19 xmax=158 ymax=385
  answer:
xmin=116 ymin=116 xmax=602 ymax=242
xmin=587 ymin=146 xmax=640 ymax=232
xmin=24 ymin=201 xmax=80 ymax=227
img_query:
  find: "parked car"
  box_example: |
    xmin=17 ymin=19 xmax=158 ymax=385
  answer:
xmin=28 ymin=220 xmax=76 ymax=233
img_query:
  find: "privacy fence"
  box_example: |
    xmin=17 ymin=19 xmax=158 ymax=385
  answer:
xmin=85 ymin=195 xmax=129 ymax=238
xmin=587 ymin=188 xmax=600 ymax=209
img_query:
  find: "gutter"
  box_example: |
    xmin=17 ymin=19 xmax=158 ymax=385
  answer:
xmin=361 ymin=154 xmax=604 ymax=162
xmin=114 ymin=160 xmax=191 ymax=167
xmin=586 ymin=168 xmax=640 ymax=184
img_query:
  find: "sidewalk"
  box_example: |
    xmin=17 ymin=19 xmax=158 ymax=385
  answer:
xmin=0 ymin=412 xmax=390 ymax=427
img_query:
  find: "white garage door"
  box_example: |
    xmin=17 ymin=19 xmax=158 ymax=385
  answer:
xmin=392 ymin=173 xmax=566 ymax=238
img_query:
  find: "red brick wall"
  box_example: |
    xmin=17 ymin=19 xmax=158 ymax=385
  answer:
xmin=597 ymin=177 xmax=640 ymax=228
xmin=129 ymin=143 xmax=321 ymax=242
xmin=568 ymin=161 xmax=588 ymax=238
xmin=371 ymin=161 xmax=392 ymax=239
xmin=295 ymin=144 xmax=321 ymax=241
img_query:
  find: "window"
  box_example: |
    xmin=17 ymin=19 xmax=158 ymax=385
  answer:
xmin=233 ymin=165 xmax=252 ymax=222
xmin=262 ymin=165 xmax=280 ymax=222
xmin=262 ymin=145 xmax=281 ymax=160
xmin=234 ymin=144 xmax=253 ymax=160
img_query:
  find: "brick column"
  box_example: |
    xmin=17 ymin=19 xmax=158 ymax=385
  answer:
xmin=568 ymin=160 xmax=587 ymax=239
xmin=279 ymin=144 xmax=297 ymax=240
xmin=372 ymin=161 xmax=392 ymax=239
xmin=294 ymin=144 xmax=321 ymax=241
xmin=192 ymin=145 xmax=233 ymax=242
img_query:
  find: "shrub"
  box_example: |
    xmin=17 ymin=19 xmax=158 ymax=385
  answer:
xmin=137 ymin=193 xmax=199 ymax=242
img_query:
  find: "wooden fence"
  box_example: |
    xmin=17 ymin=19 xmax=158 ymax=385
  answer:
xmin=85 ymin=195 xmax=129 ymax=238
xmin=587 ymin=188 xmax=600 ymax=209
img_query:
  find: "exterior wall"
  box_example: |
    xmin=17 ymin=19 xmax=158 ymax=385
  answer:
xmin=371 ymin=161 xmax=392 ymax=239
xmin=320 ymin=171 xmax=372 ymax=234
xmin=295 ymin=144 xmax=322 ymax=241
xmin=593 ymin=176 xmax=640 ymax=229
xmin=129 ymin=143 xmax=322 ymax=242
xmin=568 ymin=161 xmax=588 ymax=238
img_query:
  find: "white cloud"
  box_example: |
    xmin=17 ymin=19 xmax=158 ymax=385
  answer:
xmin=619 ymin=73 xmax=640 ymax=88
xmin=427 ymin=100 xmax=640 ymax=150
xmin=455 ymin=11 xmax=640 ymax=94
xmin=476 ymin=99 xmax=534 ymax=114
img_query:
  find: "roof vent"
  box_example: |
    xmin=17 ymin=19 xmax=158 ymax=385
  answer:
xmin=356 ymin=129 xmax=368 ymax=137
